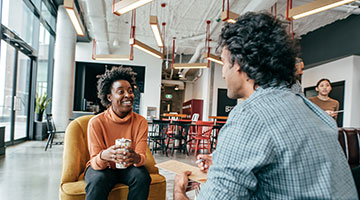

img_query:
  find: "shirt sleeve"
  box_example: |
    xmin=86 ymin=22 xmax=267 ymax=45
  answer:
xmin=197 ymin=109 xmax=276 ymax=200
xmin=87 ymin=119 xmax=110 ymax=170
xmin=133 ymin=118 xmax=148 ymax=167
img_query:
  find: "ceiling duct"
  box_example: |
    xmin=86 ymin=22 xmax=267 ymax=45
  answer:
xmin=161 ymin=80 xmax=185 ymax=90
xmin=81 ymin=0 xmax=110 ymax=54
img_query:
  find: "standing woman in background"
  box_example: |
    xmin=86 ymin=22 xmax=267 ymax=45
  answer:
xmin=309 ymin=78 xmax=339 ymax=120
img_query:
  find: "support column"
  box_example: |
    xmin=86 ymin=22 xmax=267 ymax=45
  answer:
xmin=52 ymin=6 xmax=76 ymax=130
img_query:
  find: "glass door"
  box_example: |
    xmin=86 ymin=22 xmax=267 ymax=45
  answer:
xmin=14 ymin=51 xmax=31 ymax=140
xmin=0 ymin=42 xmax=31 ymax=143
xmin=0 ymin=42 xmax=16 ymax=142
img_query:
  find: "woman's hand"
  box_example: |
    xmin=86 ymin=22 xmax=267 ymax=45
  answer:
xmin=197 ymin=154 xmax=213 ymax=173
xmin=100 ymin=145 xmax=120 ymax=162
xmin=325 ymin=110 xmax=337 ymax=118
xmin=117 ymin=147 xmax=141 ymax=167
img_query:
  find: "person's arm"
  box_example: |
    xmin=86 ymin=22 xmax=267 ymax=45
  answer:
xmin=174 ymin=171 xmax=192 ymax=200
xmin=87 ymin=118 xmax=111 ymax=170
xmin=196 ymin=111 xmax=276 ymax=200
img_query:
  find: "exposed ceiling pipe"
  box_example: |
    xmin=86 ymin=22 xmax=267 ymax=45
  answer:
xmin=81 ymin=0 xmax=110 ymax=54
xmin=192 ymin=69 xmax=203 ymax=82
xmin=161 ymin=80 xmax=185 ymax=90
xmin=180 ymin=40 xmax=218 ymax=78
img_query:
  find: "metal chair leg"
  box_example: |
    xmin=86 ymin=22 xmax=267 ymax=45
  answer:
xmin=49 ymin=132 xmax=55 ymax=149
xmin=45 ymin=133 xmax=53 ymax=151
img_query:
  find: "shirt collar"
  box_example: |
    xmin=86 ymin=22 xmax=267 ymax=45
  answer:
xmin=106 ymin=106 xmax=133 ymax=124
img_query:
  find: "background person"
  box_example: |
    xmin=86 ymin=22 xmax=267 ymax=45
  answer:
xmin=84 ymin=67 xmax=151 ymax=200
xmin=309 ymin=78 xmax=339 ymax=120
xmin=174 ymin=12 xmax=356 ymax=200
xmin=291 ymin=57 xmax=304 ymax=94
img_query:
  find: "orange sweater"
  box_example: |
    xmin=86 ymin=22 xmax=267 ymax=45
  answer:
xmin=86 ymin=107 xmax=148 ymax=170
xmin=309 ymin=96 xmax=339 ymax=120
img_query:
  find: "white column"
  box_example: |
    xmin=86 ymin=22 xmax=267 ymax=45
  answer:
xmin=52 ymin=6 xmax=76 ymax=130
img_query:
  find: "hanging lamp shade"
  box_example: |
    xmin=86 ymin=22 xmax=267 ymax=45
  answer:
xmin=150 ymin=16 xmax=164 ymax=48
xmin=172 ymin=63 xmax=209 ymax=69
xmin=221 ymin=10 xmax=239 ymax=23
xmin=204 ymin=53 xmax=223 ymax=65
xmin=113 ymin=0 xmax=153 ymax=16
xmin=288 ymin=0 xmax=356 ymax=20
xmin=129 ymin=38 xmax=164 ymax=59
xmin=64 ymin=0 xmax=85 ymax=36
xmin=92 ymin=39 xmax=131 ymax=61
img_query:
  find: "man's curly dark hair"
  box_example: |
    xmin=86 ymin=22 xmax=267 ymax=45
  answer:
xmin=97 ymin=66 xmax=137 ymax=108
xmin=219 ymin=12 xmax=299 ymax=88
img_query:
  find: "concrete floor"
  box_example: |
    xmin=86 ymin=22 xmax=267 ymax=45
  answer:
xmin=0 ymin=141 xmax=198 ymax=200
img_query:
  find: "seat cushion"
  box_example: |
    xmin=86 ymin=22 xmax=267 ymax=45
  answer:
xmin=60 ymin=174 xmax=166 ymax=199
xmin=61 ymin=180 xmax=128 ymax=195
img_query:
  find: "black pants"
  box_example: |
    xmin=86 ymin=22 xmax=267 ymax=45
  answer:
xmin=85 ymin=165 xmax=151 ymax=200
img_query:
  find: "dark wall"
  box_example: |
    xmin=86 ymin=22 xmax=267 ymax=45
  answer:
xmin=217 ymin=89 xmax=237 ymax=117
xmin=74 ymin=62 xmax=145 ymax=114
xmin=300 ymin=14 xmax=360 ymax=69
xmin=160 ymin=87 xmax=184 ymax=115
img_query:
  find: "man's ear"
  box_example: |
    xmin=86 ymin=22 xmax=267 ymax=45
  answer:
xmin=315 ymin=87 xmax=319 ymax=92
xmin=107 ymin=94 xmax=112 ymax=102
xmin=233 ymin=60 xmax=241 ymax=72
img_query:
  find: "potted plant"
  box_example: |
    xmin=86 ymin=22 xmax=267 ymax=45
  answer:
xmin=35 ymin=93 xmax=51 ymax=122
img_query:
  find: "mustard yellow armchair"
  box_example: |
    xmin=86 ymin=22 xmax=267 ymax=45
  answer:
xmin=59 ymin=115 xmax=166 ymax=200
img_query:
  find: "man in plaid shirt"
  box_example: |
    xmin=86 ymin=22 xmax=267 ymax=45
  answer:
xmin=174 ymin=12 xmax=357 ymax=200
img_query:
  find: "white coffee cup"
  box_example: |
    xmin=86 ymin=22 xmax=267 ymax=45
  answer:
xmin=115 ymin=138 xmax=131 ymax=169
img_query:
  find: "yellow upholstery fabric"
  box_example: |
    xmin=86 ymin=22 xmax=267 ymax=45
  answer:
xmin=59 ymin=115 xmax=166 ymax=200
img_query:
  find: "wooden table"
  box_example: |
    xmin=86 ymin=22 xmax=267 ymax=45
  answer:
xmin=208 ymin=116 xmax=228 ymax=120
xmin=162 ymin=113 xmax=189 ymax=119
xmin=209 ymin=116 xmax=228 ymax=124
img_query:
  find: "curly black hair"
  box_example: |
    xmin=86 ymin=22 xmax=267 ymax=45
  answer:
xmin=97 ymin=66 xmax=137 ymax=108
xmin=219 ymin=12 xmax=299 ymax=88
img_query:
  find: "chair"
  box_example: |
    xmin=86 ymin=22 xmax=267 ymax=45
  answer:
xmin=352 ymin=166 xmax=360 ymax=199
xmin=45 ymin=114 xmax=65 ymax=151
xmin=166 ymin=121 xmax=191 ymax=156
xmin=338 ymin=128 xmax=346 ymax=157
xmin=211 ymin=122 xmax=225 ymax=151
xmin=191 ymin=113 xmax=199 ymax=122
xmin=192 ymin=121 xmax=214 ymax=157
xmin=148 ymin=120 xmax=169 ymax=156
xmin=343 ymin=128 xmax=360 ymax=169
xmin=59 ymin=115 xmax=166 ymax=200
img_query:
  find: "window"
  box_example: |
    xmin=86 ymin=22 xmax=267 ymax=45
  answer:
xmin=1 ymin=0 xmax=40 ymax=49
xmin=36 ymin=23 xmax=51 ymax=96
xmin=41 ymin=2 xmax=56 ymax=31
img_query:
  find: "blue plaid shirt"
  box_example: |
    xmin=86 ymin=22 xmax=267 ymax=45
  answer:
xmin=198 ymin=86 xmax=357 ymax=199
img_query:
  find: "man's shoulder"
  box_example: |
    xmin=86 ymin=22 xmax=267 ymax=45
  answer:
xmin=230 ymin=87 xmax=311 ymax=125
xmin=237 ymin=87 xmax=292 ymax=111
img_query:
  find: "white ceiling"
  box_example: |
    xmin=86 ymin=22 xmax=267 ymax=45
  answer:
xmin=78 ymin=0 xmax=360 ymax=58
